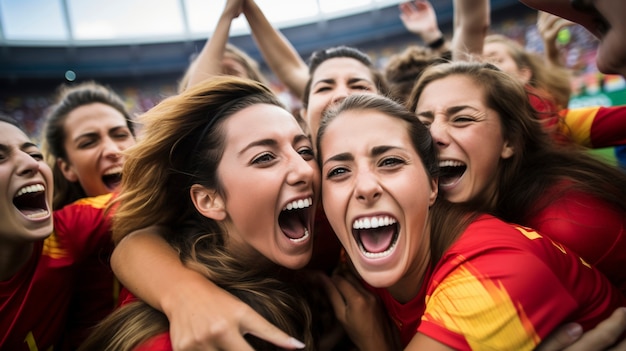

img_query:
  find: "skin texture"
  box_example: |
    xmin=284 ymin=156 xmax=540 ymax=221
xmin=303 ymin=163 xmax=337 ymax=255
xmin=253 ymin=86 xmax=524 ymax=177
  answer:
xmin=57 ymin=102 xmax=134 ymax=197
xmin=0 ymin=121 xmax=53 ymax=279
xmin=415 ymin=75 xmax=514 ymax=203
xmin=205 ymin=103 xmax=319 ymax=270
xmin=319 ymin=110 xmax=437 ymax=303
xmin=303 ymin=58 xmax=379 ymax=142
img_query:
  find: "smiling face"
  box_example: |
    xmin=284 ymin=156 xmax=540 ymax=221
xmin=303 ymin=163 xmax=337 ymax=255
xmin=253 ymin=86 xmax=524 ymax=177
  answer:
xmin=303 ymin=57 xmax=379 ymax=141
xmin=0 ymin=121 xmax=53 ymax=244
xmin=58 ymin=102 xmax=135 ymax=197
xmin=319 ymin=109 xmax=437 ymax=296
xmin=415 ymin=75 xmax=514 ymax=204
xmin=215 ymin=103 xmax=320 ymax=269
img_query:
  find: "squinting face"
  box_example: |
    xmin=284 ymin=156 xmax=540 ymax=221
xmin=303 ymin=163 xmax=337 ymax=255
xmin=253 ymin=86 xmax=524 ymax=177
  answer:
xmin=304 ymin=57 xmax=379 ymax=141
xmin=0 ymin=122 xmax=53 ymax=243
xmin=320 ymin=110 xmax=437 ymax=294
xmin=415 ymin=75 xmax=514 ymax=204
xmin=59 ymin=102 xmax=135 ymax=197
xmin=217 ymin=104 xmax=319 ymax=269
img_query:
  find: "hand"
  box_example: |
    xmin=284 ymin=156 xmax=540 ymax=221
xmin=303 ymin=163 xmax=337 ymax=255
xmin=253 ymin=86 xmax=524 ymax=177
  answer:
xmin=537 ymin=11 xmax=574 ymax=46
xmin=320 ymin=268 xmax=401 ymax=351
xmin=166 ymin=274 xmax=305 ymax=351
xmin=399 ymin=0 xmax=443 ymax=44
xmin=535 ymin=307 xmax=626 ymax=351
xmin=223 ymin=0 xmax=244 ymax=20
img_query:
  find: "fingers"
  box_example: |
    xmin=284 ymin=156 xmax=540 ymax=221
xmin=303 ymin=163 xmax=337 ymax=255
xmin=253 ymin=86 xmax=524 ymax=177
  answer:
xmin=242 ymin=310 xmax=306 ymax=350
xmin=535 ymin=323 xmax=583 ymax=351
xmin=536 ymin=308 xmax=626 ymax=351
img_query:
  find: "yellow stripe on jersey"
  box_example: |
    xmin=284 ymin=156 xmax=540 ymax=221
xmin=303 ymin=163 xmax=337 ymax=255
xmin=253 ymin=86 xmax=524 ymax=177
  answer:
xmin=72 ymin=193 xmax=113 ymax=209
xmin=560 ymin=107 xmax=596 ymax=147
xmin=42 ymin=231 xmax=69 ymax=259
xmin=423 ymin=263 xmax=540 ymax=351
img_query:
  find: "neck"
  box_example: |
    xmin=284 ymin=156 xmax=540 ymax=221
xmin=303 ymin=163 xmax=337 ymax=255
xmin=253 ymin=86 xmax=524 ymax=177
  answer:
xmin=0 ymin=241 xmax=34 ymax=281
xmin=387 ymin=224 xmax=432 ymax=304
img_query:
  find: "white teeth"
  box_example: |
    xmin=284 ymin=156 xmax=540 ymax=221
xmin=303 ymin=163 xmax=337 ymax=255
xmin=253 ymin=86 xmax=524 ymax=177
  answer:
xmin=353 ymin=216 xmax=397 ymax=230
xmin=26 ymin=209 xmax=50 ymax=219
xmin=439 ymin=160 xmax=465 ymax=167
xmin=283 ymin=197 xmax=313 ymax=211
xmin=289 ymin=227 xmax=310 ymax=243
xmin=15 ymin=184 xmax=45 ymax=198
xmin=361 ymin=238 xmax=398 ymax=259
xmin=104 ymin=166 xmax=123 ymax=176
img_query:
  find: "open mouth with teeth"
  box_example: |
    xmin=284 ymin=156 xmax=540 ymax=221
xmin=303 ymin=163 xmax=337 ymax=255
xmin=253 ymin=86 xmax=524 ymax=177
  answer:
xmin=14 ymin=184 xmax=50 ymax=219
xmin=278 ymin=197 xmax=313 ymax=243
xmin=352 ymin=216 xmax=399 ymax=259
xmin=102 ymin=166 xmax=123 ymax=191
xmin=439 ymin=160 xmax=467 ymax=187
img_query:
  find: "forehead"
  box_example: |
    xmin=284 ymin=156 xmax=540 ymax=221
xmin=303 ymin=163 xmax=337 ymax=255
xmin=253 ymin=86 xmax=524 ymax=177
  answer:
xmin=312 ymin=57 xmax=374 ymax=82
xmin=64 ymin=103 xmax=127 ymax=133
xmin=321 ymin=110 xmax=410 ymax=152
xmin=417 ymin=75 xmax=486 ymax=108
xmin=0 ymin=121 xmax=30 ymax=145
xmin=222 ymin=103 xmax=303 ymax=143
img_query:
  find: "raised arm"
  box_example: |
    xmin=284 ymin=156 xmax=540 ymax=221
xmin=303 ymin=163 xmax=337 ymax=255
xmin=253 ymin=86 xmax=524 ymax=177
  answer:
xmin=242 ymin=0 xmax=309 ymax=99
xmin=399 ymin=0 xmax=449 ymax=55
xmin=183 ymin=0 xmax=244 ymax=90
xmin=111 ymin=228 xmax=303 ymax=351
xmin=536 ymin=10 xmax=574 ymax=67
xmin=451 ymin=0 xmax=490 ymax=61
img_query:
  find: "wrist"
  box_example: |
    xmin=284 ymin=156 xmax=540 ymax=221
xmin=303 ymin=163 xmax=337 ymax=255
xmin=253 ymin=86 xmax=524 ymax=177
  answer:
xmin=427 ymin=35 xmax=445 ymax=50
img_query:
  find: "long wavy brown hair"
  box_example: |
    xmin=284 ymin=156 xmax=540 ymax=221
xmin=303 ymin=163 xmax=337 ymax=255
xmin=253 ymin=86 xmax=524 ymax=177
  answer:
xmin=82 ymin=77 xmax=314 ymax=350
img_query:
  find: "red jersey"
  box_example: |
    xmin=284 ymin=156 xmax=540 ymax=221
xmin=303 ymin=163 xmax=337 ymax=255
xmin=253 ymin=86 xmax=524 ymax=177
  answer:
xmin=0 ymin=194 xmax=114 ymax=351
xmin=560 ymin=105 xmax=626 ymax=148
xmin=528 ymin=183 xmax=626 ymax=294
xmin=368 ymin=215 xmax=625 ymax=350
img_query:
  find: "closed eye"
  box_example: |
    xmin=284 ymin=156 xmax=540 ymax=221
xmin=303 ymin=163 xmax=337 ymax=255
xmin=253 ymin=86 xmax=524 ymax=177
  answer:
xmin=252 ymin=152 xmax=276 ymax=165
xmin=326 ymin=166 xmax=349 ymax=179
xmin=379 ymin=157 xmax=405 ymax=168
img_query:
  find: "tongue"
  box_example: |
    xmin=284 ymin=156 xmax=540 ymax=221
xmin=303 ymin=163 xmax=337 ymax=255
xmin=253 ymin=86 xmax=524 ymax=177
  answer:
xmin=279 ymin=214 xmax=306 ymax=239
xmin=439 ymin=174 xmax=461 ymax=186
xmin=358 ymin=227 xmax=394 ymax=253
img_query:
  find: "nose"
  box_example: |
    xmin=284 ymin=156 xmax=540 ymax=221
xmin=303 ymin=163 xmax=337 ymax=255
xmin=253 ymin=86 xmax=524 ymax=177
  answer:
xmin=102 ymin=137 xmax=123 ymax=159
xmin=354 ymin=168 xmax=382 ymax=204
xmin=17 ymin=151 xmax=40 ymax=177
xmin=331 ymin=85 xmax=350 ymax=105
xmin=286 ymin=152 xmax=315 ymax=187
xmin=428 ymin=117 xmax=450 ymax=148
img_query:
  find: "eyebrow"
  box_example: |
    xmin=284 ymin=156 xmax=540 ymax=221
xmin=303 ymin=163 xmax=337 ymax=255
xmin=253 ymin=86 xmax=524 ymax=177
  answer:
xmin=239 ymin=134 xmax=310 ymax=156
xmin=313 ymin=76 xmax=372 ymax=87
xmin=0 ymin=141 xmax=38 ymax=153
xmin=73 ymin=125 xmax=128 ymax=142
xmin=322 ymin=145 xmax=402 ymax=166
xmin=416 ymin=105 xmax=478 ymax=118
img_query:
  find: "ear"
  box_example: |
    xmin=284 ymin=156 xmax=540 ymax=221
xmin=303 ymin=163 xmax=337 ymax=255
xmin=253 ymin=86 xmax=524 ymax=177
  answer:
xmin=501 ymin=140 xmax=515 ymax=159
xmin=57 ymin=158 xmax=79 ymax=182
xmin=429 ymin=178 xmax=438 ymax=206
xmin=190 ymin=184 xmax=227 ymax=221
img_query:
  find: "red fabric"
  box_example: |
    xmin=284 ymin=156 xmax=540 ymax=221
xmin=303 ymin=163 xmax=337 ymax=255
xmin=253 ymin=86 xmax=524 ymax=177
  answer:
xmin=0 ymin=194 xmax=114 ymax=350
xmin=528 ymin=182 xmax=626 ymax=294
xmin=368 ymin=215 xmax=625 ymax=350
